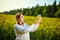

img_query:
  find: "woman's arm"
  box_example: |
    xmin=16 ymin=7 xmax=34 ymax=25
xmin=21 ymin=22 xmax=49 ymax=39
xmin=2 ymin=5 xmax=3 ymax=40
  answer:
xmin=28 ymin=17 xmax=42 ymax=32
xmin=14 ymin=23 xmax=39 ymax=34
xmin=28 ymin=24 xmax=39 ymax=32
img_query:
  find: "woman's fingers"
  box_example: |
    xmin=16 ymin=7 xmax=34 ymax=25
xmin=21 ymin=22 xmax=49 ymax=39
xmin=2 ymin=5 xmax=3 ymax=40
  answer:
xmin=34 ymin=17 xmax=42 ymax=24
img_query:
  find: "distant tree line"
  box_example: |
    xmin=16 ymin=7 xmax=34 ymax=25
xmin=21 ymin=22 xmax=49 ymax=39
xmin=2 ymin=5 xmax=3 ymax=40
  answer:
xmin=0 ymin=0 xmax=60 ymax=18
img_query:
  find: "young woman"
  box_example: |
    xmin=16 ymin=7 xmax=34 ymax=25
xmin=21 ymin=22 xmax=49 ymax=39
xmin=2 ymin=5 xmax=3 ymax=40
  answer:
xmin=14 ymin=12 xmax=42 ymax=40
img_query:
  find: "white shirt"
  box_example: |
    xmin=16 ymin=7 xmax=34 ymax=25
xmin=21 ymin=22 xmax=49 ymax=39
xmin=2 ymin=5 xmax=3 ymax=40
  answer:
xmin=14 ymin=23 xmax=39 ymax=40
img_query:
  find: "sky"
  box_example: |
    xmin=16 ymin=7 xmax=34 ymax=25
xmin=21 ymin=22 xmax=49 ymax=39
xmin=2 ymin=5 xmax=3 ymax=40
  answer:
xmin=0 ymin=0 xmax=59 ymax=12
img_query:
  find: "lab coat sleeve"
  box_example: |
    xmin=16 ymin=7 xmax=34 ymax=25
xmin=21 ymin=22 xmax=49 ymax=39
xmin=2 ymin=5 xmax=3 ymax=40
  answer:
xmin=28 ymin=24 xmax=39 ymax=32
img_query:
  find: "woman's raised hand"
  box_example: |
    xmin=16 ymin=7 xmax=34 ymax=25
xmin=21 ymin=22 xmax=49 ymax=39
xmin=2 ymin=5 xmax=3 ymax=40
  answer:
xmin=34 ymin=15 xmax=42 ymax=24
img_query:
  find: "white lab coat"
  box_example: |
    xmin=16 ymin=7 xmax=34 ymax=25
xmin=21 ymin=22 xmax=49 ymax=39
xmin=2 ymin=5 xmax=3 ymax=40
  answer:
xmin=14 ymin=23 xmax=39 ymax=40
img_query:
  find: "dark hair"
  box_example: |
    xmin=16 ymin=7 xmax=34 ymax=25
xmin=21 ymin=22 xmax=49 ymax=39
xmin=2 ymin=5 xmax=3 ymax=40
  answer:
xmin=15 ymin=12 xmax=24 ymax=25
xmin=16 ymin=12 xmax=23 ymax=19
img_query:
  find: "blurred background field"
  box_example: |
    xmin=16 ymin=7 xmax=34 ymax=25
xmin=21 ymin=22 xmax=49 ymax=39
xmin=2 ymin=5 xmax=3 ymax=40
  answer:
xmin=0 ymin=14 xmax=60 ymax=40
xmin=0 ymin=0 xmax=60 ymax=40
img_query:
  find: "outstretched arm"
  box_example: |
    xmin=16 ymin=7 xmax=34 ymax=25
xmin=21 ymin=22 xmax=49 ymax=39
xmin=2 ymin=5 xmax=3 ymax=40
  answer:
xmin=28 ymin=17 xmax=42 ymax=32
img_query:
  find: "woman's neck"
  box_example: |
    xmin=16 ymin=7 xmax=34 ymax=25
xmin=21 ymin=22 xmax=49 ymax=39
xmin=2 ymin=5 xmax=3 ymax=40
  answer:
xmin=19 ymin=22 xmax=23 ymax=25
xmin=16 ymin=21 xmax=24 ymax=25
xmin=19 ymin=22 xmax=24 ymax=26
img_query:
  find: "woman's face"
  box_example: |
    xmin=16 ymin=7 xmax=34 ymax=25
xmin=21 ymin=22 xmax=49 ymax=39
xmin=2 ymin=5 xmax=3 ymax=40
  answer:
xmin=19 ymin=14 xmax=24 ymax=23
